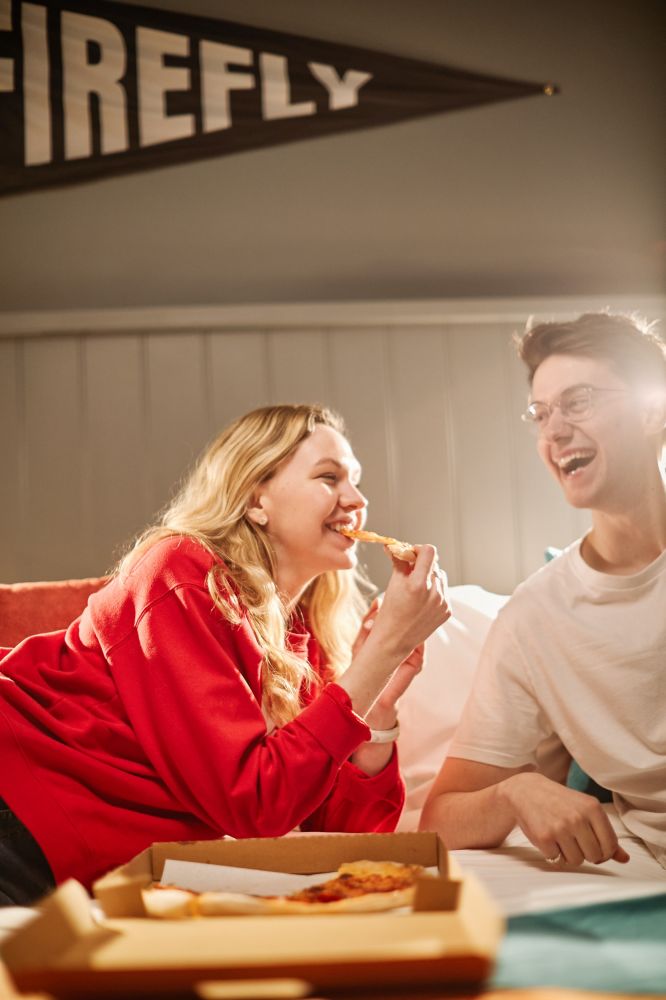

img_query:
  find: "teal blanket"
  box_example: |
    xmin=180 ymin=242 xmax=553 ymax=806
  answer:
xmin=492 ymin=893 xmax=666 ymax=994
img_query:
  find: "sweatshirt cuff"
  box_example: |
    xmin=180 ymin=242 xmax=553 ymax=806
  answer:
xmin=337 ymin=746 xmax=405 ymax=806
xmin=296 ymin=682 xmax=371 ymax=763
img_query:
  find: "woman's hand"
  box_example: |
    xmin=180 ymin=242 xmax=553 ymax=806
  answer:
xmin=366 ymin=642 xmax=424 ymax=726
xmin=370 ymin=545 xmax=451 ymax=662
xmin=354 ymin=602 xmax=425 ymax=727
xmin=338 ymin=545 xmax=450 ymax=721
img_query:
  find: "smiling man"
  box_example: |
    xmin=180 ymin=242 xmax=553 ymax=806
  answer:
xmin=421 ymin=311 xmax=666 ymax=870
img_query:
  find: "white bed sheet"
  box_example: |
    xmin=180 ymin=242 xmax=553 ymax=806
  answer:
xmin=453 ymin=805 xmax=666 ymax=917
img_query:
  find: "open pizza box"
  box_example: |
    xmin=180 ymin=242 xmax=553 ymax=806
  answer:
xmin=1 ymin=831 xmax=504 ymax=998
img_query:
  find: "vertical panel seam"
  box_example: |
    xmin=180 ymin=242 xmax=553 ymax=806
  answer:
xmin=77 ymin=334 xmax=94 ymax=572
xmin=382 ymin=327 xmax=399 ymax=532
xmin=139 ymin=334 xmax=154 ymax=520
xmin=15 ymin=338 xmax=27 ymax=576
xmin=501 ymin=323 xmax=523 ymax=586
xmin=264 ymin=330 xmax=275 ymax=404
xmin=322 ymin=326 xmax=334 ymax=406
xmin=440 ymin=326 xmax=463 ymax=584
xmin=202 ymin=330 xmax=214 ymax=436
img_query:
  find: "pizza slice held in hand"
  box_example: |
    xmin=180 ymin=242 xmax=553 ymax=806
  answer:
xmin=335 ymin=527 xmax=417 ymax=564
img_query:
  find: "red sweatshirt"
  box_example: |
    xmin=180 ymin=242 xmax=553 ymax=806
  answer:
xmin=0 ymin=537 xmax=404 ymax=889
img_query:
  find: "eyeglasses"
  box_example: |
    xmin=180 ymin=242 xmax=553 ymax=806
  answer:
xmin=521 ymin=384 xmax=629 ymax=433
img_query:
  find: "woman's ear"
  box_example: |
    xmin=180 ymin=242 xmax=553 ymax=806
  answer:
xmin=246 ymin=504 xmax=268 ymax=527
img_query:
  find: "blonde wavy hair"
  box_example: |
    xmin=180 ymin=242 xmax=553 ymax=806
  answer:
xmin=118 ymin=404 xmax=370 ymax=725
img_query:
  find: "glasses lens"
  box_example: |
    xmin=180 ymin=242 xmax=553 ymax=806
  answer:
xmin=560 ymin=387 xmax=593 ymax=420
xmin=523 ymin=402 xmax=549 ymax=426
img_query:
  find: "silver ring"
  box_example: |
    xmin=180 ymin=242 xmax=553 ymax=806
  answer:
xmin=545 ymin=852 xmax=563 ymax=865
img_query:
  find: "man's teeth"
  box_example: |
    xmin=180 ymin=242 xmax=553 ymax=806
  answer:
xmin=555 ymin=451 xmax=595 ymax=474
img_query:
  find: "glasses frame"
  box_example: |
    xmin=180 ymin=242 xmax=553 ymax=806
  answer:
xmin=521 ymin=384 xmax=629 ymax=433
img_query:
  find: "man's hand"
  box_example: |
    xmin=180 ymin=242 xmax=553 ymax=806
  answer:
xmin=421 ymin=757 xmax=630 ymax=867
xmin=502 ymin=771 xmax=630 ymax=866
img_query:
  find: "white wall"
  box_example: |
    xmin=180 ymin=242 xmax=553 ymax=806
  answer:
xmin=1 ymin=294 xmax=663 ymax=592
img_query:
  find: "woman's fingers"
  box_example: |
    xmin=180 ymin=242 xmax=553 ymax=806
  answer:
xmin=410 ymin=544 xmax=437 ymax=583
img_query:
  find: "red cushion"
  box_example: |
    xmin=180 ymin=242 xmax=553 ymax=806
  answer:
xmin=0 ymin=577 xmax=108 ymax=648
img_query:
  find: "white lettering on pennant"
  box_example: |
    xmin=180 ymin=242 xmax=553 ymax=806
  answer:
xmin=22 ymin=3 xmax=51 ymax=164
xmin=61 ymin=12 xmax=128 ymax=160
xmin=200 ymin=41 xmax=254 ymax=132
xmin=136 ymin=27 xmax=194 ymax=146
xmin=260 ymin=52 xmax=315 ymax=120
xmin=307 ymin=63 xmax=372 ymax=110
xmin=13 ymin=4 xmax=376 ymax=169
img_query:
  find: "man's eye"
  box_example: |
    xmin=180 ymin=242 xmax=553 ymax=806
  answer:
xmin=319 ymin=473 xmax=338 ymax=482
xmin=565 ymin=392 xmax=589 ymax=413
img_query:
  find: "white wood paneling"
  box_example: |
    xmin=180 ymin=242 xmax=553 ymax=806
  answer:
xmin=0 ymin=339 xmax=21 ymax=581
xmin=327 ymin=327 xmax=397 ymax=587
xmin=2 ymin=295 xmax=662 ymax=590
xmin=20 ymin=338 xmax=86 ymax=579
xmin=386 ymin=326 xmax=461 ymax=582
xmin=208 ymin=330 xmax=270 ymax=430
xmin=446 ymin=323 xmax=520 ymax=594
xmin=268 ymin=330 xmax=331 ymax=406
xmin=145 ymin=332 xmax=210 ymax=512
xmin=84 ymin=335 xmax=149 ymax=570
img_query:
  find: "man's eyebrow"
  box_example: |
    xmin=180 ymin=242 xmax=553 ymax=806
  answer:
xmin=531 ymin=382 xmax=590 ymax=402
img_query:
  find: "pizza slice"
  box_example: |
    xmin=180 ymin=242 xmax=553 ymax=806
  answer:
xmin=336 ymin=527 xmax=417 ymax=564
xmin=142 ymin=860 xmax=427 ymax=918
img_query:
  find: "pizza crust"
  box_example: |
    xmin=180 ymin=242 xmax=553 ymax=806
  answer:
xmin=142 ymin=887 xmax=198 ymax=919
xmin=385 ymin=540 xmax=417 ymax=564
xmin=196 ymin=887 xmax=415 ymax=916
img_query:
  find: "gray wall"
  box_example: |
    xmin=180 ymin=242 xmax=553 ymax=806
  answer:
xmin=1 ymin=3 xmax=663 ymax=592
xmin=5 ymin=294 xmax=662 ymax=593
xmin=0 ymin=0 xmax=663 ymax=310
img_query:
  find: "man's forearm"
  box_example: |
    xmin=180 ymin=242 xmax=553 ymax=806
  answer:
xmin=419 ymin=780 xmax=517 ymax=848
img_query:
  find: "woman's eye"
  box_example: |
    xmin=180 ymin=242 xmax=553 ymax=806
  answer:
xmin=319 ymin=473 xmax=338 ymax=482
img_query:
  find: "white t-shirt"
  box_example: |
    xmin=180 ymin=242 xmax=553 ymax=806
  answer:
xmin=449 ymin=539 xmax=666 ymax=867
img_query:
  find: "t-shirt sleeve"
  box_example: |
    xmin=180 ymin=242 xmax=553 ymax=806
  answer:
xmin=106 ymin=583 xmax=379 ymax=838
xmin=447 ymin=614 xmax=553 ymax=769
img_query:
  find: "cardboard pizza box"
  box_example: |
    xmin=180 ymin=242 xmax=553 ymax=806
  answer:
xmin=1 ymin=831 xmax=504 ymax=998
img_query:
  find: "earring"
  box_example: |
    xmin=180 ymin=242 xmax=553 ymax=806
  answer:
xmin=257 ymin=513 xmax=268 ymax=526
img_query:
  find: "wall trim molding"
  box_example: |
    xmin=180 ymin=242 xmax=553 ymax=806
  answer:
xmin=1 ymin=294 xmax=664 ymax=338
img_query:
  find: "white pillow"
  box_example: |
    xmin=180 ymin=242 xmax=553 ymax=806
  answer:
xmin=396 ymin=584 xmax=508 ymax=831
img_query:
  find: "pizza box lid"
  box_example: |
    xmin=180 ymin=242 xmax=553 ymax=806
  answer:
xmin=1 ymin=832 xmax=504 ymax=998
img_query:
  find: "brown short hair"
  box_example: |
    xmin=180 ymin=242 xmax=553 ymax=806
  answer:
xmin=515 ymin=311 xmax=666 ymax=390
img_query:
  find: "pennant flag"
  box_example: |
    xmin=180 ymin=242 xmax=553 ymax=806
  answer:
xmin=0 ymin=0 xmax=557 ymax=197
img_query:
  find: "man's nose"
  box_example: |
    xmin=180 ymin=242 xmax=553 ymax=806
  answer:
xmin=542 ymin=404 xmax=571 ymax=439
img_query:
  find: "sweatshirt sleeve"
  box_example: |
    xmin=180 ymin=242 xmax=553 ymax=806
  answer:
xmin=300 ymin=747 xmax=405 ymax=834
xmin=105 ymin=583 xmax=382 ymax=839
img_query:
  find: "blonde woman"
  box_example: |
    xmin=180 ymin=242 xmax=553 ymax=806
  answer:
xmin=0 ymin=404 xmax=449 ymax=904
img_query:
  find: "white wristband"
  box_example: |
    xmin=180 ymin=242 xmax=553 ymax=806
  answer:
xmin=368 ymin=722 xmax=400 ymax=744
